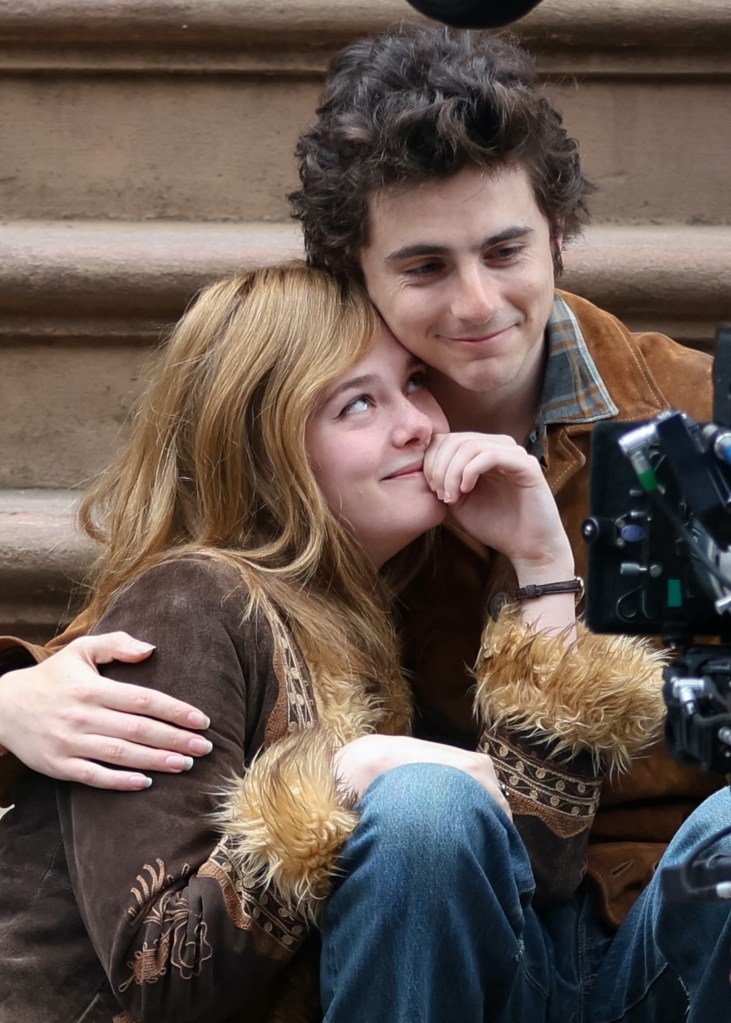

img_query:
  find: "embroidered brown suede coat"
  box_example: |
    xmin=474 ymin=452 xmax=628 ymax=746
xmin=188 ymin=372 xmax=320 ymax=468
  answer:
xmin=398 ymin=289 xmax=723 ymax=927
xmin=0 ymin=546 xmax=665 ymax=1023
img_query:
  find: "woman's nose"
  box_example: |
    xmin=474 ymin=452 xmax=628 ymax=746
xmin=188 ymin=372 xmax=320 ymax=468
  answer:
xmin=392 ymin=398 xmax=434 ymax=447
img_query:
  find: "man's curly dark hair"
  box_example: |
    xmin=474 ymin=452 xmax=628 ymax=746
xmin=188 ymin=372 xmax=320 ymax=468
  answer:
xmin=290 ymin=23 xmax=594 ymax=281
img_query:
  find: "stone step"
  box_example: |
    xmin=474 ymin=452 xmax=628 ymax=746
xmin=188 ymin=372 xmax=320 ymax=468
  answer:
xmin=0 ymin=489 xmax=93 ymax=642
xmin=2 ymin=0 xmax=729 ymax=72
xmin=0 ymin=218 xmax=726 ymax=350
xmin=0 ymin=2 xmax=728 ymax=223
xmin=0 ymin=219 xmax=727 ymax=344
xmin=0 ymin=220 xmax=303 ymax=342
xmin=1 ymin=219 xmax=729 ymax=492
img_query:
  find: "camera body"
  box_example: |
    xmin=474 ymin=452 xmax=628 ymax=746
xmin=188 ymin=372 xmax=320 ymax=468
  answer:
xmin=583 ymin=326 xmax=731 ymax=899
xmin=583 ymin=409 xmax=731 ymax=773
xmin=583 ymin=413 xmax=731 ymax=645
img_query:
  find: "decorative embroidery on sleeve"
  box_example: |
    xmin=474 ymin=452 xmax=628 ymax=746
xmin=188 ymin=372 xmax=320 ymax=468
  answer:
xmin=200 ymin=839 xmax=306 ymax=959
xmin=480 ymin=732 xmax=601 ymax=838
xmin=119 ymin=860 xmax=212 ymax=993
xmin=268 ymin=610 xmax=317 ymax=731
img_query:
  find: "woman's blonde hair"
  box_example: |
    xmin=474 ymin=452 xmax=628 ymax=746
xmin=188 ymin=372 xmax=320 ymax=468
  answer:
xmin=80 ymin=261 xmax=422 ymax=737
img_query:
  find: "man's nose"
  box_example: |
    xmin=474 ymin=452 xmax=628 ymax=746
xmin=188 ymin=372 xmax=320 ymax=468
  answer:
xmin=450 ymin=264 xmax=500 ymax=324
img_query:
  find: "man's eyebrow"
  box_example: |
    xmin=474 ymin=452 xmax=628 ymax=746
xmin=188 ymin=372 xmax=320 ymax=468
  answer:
xmin=385 ymin=226 xmax=534 ymax=263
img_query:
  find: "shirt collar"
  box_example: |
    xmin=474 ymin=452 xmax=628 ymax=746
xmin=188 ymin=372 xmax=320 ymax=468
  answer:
xmin=526 ymin=293 xmax=618 ymax=461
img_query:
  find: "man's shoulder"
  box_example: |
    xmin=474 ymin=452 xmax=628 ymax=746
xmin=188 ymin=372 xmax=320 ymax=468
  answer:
xmin=558 ymin=289 xmax=713 ymax=421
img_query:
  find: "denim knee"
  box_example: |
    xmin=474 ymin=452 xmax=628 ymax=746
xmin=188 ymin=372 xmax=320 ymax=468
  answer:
xmin=321 ymin=763 xmax=554 ymax=1022
xmin=353 ymin=762 xmax=535 ymax=906
xmin=360 ymin=761 xmax=503 ymax=845
xmin=661 ymin=787 xmax=731 ymax=871
xmin=590 ymin=789 xmax=731 ymax=1023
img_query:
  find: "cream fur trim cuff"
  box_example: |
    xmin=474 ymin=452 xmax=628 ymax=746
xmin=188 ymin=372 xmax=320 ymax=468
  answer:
xmin=474 ymin=606 xmax=668 ymax=774
xmin=220 ymin=727 xmax=358 ymax=923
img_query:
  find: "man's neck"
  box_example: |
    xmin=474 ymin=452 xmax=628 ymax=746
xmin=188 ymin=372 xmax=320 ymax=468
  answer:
xmin=429 ymin=368 xmax=545 ymax=445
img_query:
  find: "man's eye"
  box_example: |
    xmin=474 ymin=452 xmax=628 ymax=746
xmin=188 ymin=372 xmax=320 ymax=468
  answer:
xmin=490 ymin=245 xmax=522 ymax=262
xmin=404 ymin=262 xmax=442 ymax=278
xmin=406 ymin=370 xmax=428 ymax=392
xmin=340 ymin=395 xmax=372 ymax=416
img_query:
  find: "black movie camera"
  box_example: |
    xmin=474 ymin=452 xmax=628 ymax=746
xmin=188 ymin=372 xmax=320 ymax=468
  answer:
xmin=582 ymin=324 xmax=731 ymax=902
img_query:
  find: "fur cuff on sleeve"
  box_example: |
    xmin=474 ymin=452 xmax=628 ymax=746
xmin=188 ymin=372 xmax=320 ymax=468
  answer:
xmin=220 ymin=727 xmax=358 ymax=923
xmin=474 ymin=606 xmax=667 ymax=774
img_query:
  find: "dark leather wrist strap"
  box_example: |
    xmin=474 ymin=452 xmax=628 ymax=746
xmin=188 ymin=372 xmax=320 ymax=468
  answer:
xmin=511 ymin=576 xmax=584 ymax=602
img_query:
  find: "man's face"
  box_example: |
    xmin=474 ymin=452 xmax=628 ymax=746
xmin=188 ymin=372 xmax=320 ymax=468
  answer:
xmin=359 ymin=164 xmax=558 ymax=400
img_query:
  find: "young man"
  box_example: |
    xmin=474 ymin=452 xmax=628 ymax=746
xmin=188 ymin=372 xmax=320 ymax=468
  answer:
xmin=1 ymin=23 xmax=729 ymax=1022
xmin=289 ymin=25 xmax=728 ymax=1021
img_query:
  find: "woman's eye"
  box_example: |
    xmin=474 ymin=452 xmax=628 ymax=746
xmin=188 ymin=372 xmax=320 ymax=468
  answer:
xmin=340 ymin=395 xmax=373 ymax=416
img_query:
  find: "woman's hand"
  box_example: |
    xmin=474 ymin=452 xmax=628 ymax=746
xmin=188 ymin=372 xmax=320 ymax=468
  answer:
xmin=334 ymin=734 xmax=511 ymax=817
xmin=0 ymin=633 xmax=212 ymax=790
xmin=424 ymin=432 xmax=574 ymax=581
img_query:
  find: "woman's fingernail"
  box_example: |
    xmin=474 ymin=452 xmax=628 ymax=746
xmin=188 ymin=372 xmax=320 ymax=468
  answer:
xmin=187 ymin=712 xmax=210 ymax=729
xmin=166 ymin=755 xmax=194 ymax=771
xmin=133 ymin=641 xmax=156 ymax=653
xmin=188 ymin=736 xmax=213 ymax=756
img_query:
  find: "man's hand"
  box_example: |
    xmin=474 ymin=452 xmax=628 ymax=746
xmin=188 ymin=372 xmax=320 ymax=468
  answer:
xmin=0 ymin=633 xmax=212 ymax=790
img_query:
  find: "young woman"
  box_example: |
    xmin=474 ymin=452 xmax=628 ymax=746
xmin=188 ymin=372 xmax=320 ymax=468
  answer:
xmin=0 ymin=263 xmax=665 ymax=1022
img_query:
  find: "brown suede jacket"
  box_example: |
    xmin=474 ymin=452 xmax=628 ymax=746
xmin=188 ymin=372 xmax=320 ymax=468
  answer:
xmin=0 ymin=551 xmax=665 ymax=1023
xmin=399 ymin=289 xmax=723 ymax=927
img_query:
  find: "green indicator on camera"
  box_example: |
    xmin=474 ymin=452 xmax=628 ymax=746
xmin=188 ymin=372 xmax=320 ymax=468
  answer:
xmin=667 ymin=579 xmax=683 ymax=608
xmin=636 ymin=465 xmax=658 ymax=492
xmin=625 ymin=450 xmax=658 ymax=492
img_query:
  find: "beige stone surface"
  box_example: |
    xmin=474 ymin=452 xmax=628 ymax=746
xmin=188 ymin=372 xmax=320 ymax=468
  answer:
xmin=0 ymin=1 xmax=729 ymax=70
xmin=0 ymin=221 xmax=727 ymax=491
xmin=0 ymin=76 xmax=319 ymax=222
xmin=0 ymin=74 xmax=727 ymax=224
xmin=0 ymin=0 xmax=728 ymax=637
xmin=551 ymin=80 xmax=731 ymax=226
xmin=0 ymin=489 xmax=93 ymax=641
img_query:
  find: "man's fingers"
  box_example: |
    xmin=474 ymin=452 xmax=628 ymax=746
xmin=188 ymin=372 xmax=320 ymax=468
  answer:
xmin=82 ymin=676 xmax=210 ymax=732
xmin=61 ymin=700 xmax=214 ymax=759
xmin=70 ymin=730 xmax=210 ymax=772
xmin=61 ymin=758 xmax=153 ymax=791
xmin=67 ymin=631 xmax=155 ymax=667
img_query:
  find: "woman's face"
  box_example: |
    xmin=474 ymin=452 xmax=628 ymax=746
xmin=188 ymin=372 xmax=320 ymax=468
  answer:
xmin=307 ymin=326 xmax=449 ymax=567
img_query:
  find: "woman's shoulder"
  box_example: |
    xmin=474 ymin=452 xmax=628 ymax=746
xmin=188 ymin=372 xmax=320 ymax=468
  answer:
xmin=97 ymin=556 xmax=260 ymax=637
xmin=124 ymin=554 xmax=247 ymax=599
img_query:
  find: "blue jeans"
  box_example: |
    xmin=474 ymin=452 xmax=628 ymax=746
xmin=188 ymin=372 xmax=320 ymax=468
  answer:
xmin=319 ymin=765 xmax=731 ymax=1022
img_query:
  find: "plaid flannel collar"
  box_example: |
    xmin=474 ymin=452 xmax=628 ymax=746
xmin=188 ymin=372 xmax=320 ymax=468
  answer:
xmin=527 ymin=294 xmax=618 ymax=460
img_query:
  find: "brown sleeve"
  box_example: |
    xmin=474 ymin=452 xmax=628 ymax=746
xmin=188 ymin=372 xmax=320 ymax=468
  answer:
xmin=57 ymin=558 xmax=328 ymax=1021
xmin=474 ymin=605 xmax=667 ymax=906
